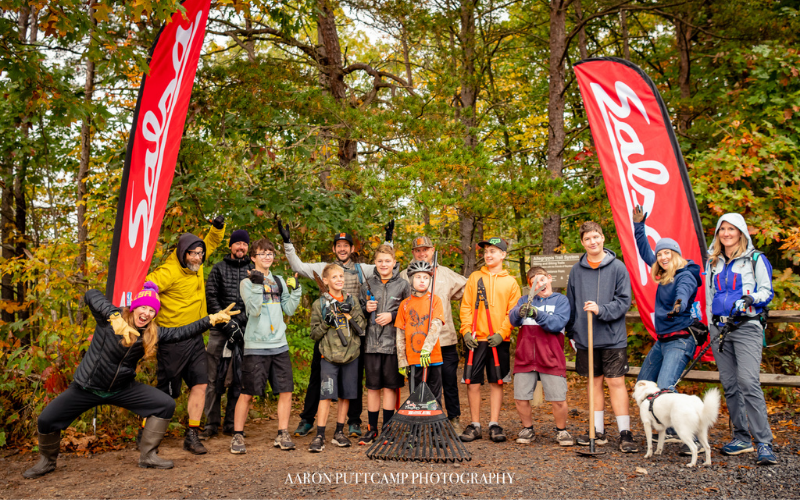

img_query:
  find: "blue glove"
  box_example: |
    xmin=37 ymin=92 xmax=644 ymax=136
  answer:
xmin=734 ymin=295 xmax=754 ymax=313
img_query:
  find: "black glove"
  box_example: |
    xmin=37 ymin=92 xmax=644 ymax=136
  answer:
xmin=324 ymin=309 xmax=338 ymax=327
xmin=519 ymin=304 xmax=538 ymax=319
xmin=632 ymin=205 xmax=647 ymax=224
xmin=277 ymin=219 xmax=291 ymax=244
xmin=249 ymin=269 xmax=265 ymax=285
xmin=223 ymin=321 xmax=243 ymax=346
xmin=384 ymin=219 xmax=395 ymax=242
xmin=741 ymin=295 xmax=754 ymax=308
xmin=212 ymin=215 xmax=225 ymax=229
xmin=338 ymin=301 xmax=352 ymax=314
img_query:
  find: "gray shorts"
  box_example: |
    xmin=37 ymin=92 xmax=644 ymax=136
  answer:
xmin=320 ymin=358 xmax=358 ymax=401
xmin=513 ymin=371 xmax=567 ymax=402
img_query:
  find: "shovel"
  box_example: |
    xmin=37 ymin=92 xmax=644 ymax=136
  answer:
xmin=577 ymin=310 xmax=605 ymax=457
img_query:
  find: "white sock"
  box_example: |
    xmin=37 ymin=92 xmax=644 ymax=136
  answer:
xmin=489 ymin=421 xmax=499 ymax=428
xmin=594 ymin=411 xmax=605 ymax=434
xmin=472 ymin=422 xmax=481 ymax=429
xmin=616 ymin=415 xmax=630 ymax=433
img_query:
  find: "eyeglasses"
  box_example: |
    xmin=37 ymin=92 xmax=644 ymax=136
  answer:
xmin=187 ymin=250 xmax=205 ymax=257
xmin=256 ymin=252 xmax=274 ymax=258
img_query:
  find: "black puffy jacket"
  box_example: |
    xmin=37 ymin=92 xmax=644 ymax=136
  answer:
xmin=205 ymin=255 xmax=254 ymax=329
xmin=72 ymin=290 xmax=212 ymax=392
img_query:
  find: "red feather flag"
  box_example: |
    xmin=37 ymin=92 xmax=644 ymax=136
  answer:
xmin=106 ymin=0 xmax=211 ymax=306
xmin=574 ymin=58 xmax=711 ymax=359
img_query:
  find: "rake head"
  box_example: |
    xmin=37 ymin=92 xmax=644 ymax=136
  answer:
xmin=366 ymin=380 xmax=471 ymax=463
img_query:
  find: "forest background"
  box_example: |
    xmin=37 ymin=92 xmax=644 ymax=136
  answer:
xmin=1 ymin=0 xmax=800 ymax=448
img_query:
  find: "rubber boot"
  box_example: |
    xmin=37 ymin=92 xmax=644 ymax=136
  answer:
xmin=138 ymin=416 xmax=174 ymax=469
xmin=22 ymin=431 xmax=61 ymax=479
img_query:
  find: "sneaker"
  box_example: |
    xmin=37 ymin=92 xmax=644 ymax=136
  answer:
xmin=459 ymin=424 xmax=482 ymax=442
xmin=652 ymin=431 xmax=681 ymax=444
xmin=721 ymin=438 xmax=755 ymax=456
xmin=183 ymin=428 xmax=208 ymax=455
xmin=332 ymin=431 xmax=352 ymax=447
xmin=619 ymin=430 xmax=639 ymax=453
xmin=489 ymin=425 xmax=507 ymax=443
xmin=449 ymin=418 xmax=463 ymax=435
xmin=756 ymin=443 xmax=777 ymax=465
xmin=348 ymin=424 xmax=362 ymax=437
xmin=359 ymin=428 xmax=378 ymax=445
xmin=198 ymin=425 xmax=218 ymax=441
xmin=294 ymin=419 xmax=314 ymax=437
xmin=679 ymin=439 xmax=706 ymax=456
xmin=556 ymin=429 xmax=574 ymax=446
xmin=230 ymin=434 xmax=246 ymax=454
xmin=273 ymin=430 xmax=296 ymax=451
xmin=577 ymin=431 xmax=607 ymax=446
xmin=516 ymin=427 xmax=535 ymax=444
xmin=308 ymin=435 xmax=325 ymax=453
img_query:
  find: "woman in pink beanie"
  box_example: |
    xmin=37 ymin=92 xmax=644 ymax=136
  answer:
xmin=23 ymin=282 xmax=239 ymax=478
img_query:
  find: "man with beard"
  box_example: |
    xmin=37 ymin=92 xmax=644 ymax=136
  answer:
xmin=146 ymin=216 xmax=226 ymax=454
xmin=200 ymin=229 xmax=253 ymax=440
xmin=278 ymin=220 xmax=393 ymax=438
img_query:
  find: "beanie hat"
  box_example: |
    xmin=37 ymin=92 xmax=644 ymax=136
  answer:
xmin=654 ymin=238 xmax=682 ymax=256
xmin=130 ymin=281 xmax=161 ymax=315
xmin=230 ymin=229 xmax=250 ymax=247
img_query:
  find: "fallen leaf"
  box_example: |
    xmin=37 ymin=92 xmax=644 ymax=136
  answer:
xmin=635 ymin=467 xmax=648 ymax=475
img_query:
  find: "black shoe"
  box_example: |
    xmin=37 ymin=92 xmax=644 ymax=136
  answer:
xmin=577 ymin=431 xmax=607 ymax=446
xmin=619 ymin=430 xmax=639 ymax=453
xmin=183 ymin=428 xmax=208 ymax=455
xmin=489 ymin=425 xmax=507 ymax=443
xmin=294 ymin=419 xmax=314 ymax=437
xmin=222 ymin=425 xmax=244 ymax=437
xmin=459 ymin=424 xmax=482 ymax=442
xmin=199 ymin=425 xmax=218 ymax=441
xmin=679 ymin=439 xmax=706 ymax=456
xmin=308 ymin=435 xmax=325 ymax=453
xmin=332 ymin=431 xmax=352 ymax=447
xmin=359 ymin=428 xmax=378 ymax=445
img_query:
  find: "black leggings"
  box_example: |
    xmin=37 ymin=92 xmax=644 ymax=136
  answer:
xmin=37 ymin=382 xmax=175 ymax=434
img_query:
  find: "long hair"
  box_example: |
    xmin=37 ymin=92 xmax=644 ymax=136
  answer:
xmin=120 ymin=308 xmax=158 ymax=358
xmin=709 ymin=232 xmax=748 ymax=269
xmin=651 ymin=251 xmax=688 ymax=285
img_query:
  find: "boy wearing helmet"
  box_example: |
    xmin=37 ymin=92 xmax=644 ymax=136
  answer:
xmin=395 ymin=260 xmax=446 ymax=405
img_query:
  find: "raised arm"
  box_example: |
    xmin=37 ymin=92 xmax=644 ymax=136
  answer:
xmin=283 ymin=242 xmax=328 ymax=280
xmin=86 ymin=289 xmax=121 ymax=323
xmin=633 ymin=221 xmax=656 ymax=267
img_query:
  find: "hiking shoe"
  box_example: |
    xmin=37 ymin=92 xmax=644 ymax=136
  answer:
xmin=679 ymin=439 xmax=706 ymax=456
xmin=332 ymin=431 xmax=352 ymax=447
xmin=183 ymin=428 xmax=208 ymax=455
xmin=489 ymin=425 xmax=507 ymax=443
xmin=516 ymin=427 xmax=535 ymax=444
xmin=230 ymin=434 xmax=246 ymax=454
xmin=308 ymin=435 xmax=325 ymax=453
xmin=449 ymin=418 xmax=463 ymax=435
xmin=619 ymin=430 xmax=639 ymax=453
xmin=756 ymin=443 xmax=777 ymax=465
xmin=577 ymin=431 xmax=607 ymax=446
xmin=459 ymin=424 xmax=482 ymax=442
xmin=556 ymin=429 xmax=575 ymax=446
xmin=198 ymin=425 xmax=218 ymax=441
xmin=348 ymin=424 xmax=362 ymax=437
xmin=652 ymin=430 xmax=681 ymax=444
xmin=273 ymin=430 xmax=296 ymax=451
xmin=359 ymin=428 xmax=378 ymax=445
xmin=294 ymin=419 xmax=313 ymax=437
xmin=721 ymin=438 xmax=754 ymax=456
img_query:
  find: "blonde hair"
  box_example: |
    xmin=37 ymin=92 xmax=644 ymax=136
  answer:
xmin=709 ymin=231 xmax=748 ymax=269
xmin=373 ymin=244 xmax=395 ymax=261
xmin=121 ymin=308 xmax=158 ymax=359
xmin=322 ymin=262 xmax=343 ymax=279
xmin=651 ymin=251 xmax=688 ymax=285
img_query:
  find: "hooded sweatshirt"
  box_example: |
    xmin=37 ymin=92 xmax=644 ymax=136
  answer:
xmin=565 ymin=249 xmax=631 ymax=350
xmin=240 ymin=271 xmax=302 ymax=350
xmin=146 ymin=226 xmax=225 ymax=328
xmin=705 ymin=213 xmax=773 ymax=323
xmin=459 ymin=267 xmax=521 ymax=341
xmin=634 ymin=221 xmax=703 ymax=339
xmin=509 ymin=292 xmax=570 ymax=376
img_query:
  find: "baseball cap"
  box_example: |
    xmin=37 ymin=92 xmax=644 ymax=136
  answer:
xmin=333 ymin=232 xmax=354 ymax=246
xmin=412 ymin=236 xmax=434 ymax=249
xmin=477 ymin=237 xmax=508 ymax=252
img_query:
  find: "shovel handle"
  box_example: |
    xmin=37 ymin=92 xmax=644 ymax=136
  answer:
xmin=587 ymin=311 xmax=595 ymax=440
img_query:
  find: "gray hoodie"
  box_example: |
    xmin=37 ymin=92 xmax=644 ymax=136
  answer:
xmin=565 ymin=249 xmax=632 ymax=350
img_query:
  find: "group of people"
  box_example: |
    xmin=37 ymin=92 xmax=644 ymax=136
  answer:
xmin=22 ymin=208 xmax=778 ymax=479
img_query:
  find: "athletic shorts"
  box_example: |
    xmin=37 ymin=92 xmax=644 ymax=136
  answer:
xmin=320 ymin=358 xmax=358 ymax=400
xmin=156 ymin=336 xmax=208 ymax=399
xmin=513 ymin=371 xmax=567 ymax=402
xmin=464 ymin=341 xmax=510 ymax=385
xmin=576 ymin=347 xmax=629 ymax=378
xmin=242 ymin=351 xmax=294 ymax=395
xmin=364 ymin=353 xmax=404 ymax=390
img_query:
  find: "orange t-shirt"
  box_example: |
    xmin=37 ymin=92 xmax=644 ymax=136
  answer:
xmin=587 ymin=259 xmax=601 ymax=269
xmin=395 ymin=293 xmax=445 ymax=365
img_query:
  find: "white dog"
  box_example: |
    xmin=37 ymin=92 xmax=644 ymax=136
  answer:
xmin=633 ymin=380 xmax=720 ymax=467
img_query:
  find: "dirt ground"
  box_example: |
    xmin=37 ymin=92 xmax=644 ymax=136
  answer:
xmin=3 ymin=374 xmax=800 ymax=500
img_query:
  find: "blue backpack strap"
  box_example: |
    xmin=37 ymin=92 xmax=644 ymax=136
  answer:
xmin=356 ymin=263 xmax=364 ymax=284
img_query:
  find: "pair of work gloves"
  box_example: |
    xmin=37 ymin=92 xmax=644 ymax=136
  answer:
xmin=277 ymin=219 xmax=395 ymax=244
xmin=108 ymin=303 xmax=240 ymax=343
xmin=324 ymin=302 xmax=353 ymax=328
xmin=463 ymin=332 xmax=504 ymax=349
xmin=249 ymin=269 xmax=297 ymax=291
xmin=397 ymin=348 xmax=433 ymax=377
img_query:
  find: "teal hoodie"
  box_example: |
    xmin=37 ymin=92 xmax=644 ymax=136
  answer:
xmin=240 ymin=272 xmax=301 ymax=350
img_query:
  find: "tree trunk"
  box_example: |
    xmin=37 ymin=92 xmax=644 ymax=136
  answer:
xmin=543 ymin=0 xmax=567 ymax=255
xmin=75 ymin=1 xmax=97 ymax=327
xmin=620 ymin=9 xmax=630 ymax=60
xmin=1 ymin=158 xmax=13 ymax=326
xmin=674 ymin=17 xmax=692 ymax=133
xmin=575 ymin=0 xmax=588 ymax=60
